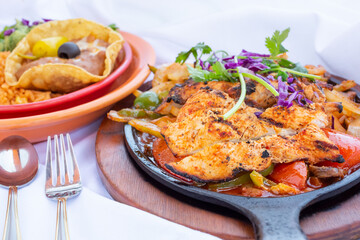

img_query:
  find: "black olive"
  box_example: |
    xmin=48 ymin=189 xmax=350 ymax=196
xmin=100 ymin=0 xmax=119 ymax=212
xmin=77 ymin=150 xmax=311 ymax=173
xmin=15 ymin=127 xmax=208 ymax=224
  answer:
xmin=58 ymin=42 xmax=81 ymax=59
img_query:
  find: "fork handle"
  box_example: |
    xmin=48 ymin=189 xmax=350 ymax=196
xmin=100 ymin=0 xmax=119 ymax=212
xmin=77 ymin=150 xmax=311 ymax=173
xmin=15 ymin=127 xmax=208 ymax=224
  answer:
xmin=2 ymin=186 xmax=21 ymax=240
xmin=55 ymin=198 xmax=70 ymax=240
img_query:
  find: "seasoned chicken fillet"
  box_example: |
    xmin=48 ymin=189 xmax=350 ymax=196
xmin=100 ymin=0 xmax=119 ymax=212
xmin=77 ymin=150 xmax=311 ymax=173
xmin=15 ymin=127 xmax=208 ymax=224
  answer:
xmin=259 ymin=104 xmax=329 ymax=130
xmin=162 ymin=89 xmax=330 ymax=157
xmin=175 ymin=87 xmax=234 ymax=122
xmin=166 ymin=124 xmax=344 ymax=182
xmin=155 ymin=80 xmax=235 ymax=116
xmin=156 ymin=78 xmax=279 ymax=116
xmin=162 ymin=89 xmax=290 ymax=157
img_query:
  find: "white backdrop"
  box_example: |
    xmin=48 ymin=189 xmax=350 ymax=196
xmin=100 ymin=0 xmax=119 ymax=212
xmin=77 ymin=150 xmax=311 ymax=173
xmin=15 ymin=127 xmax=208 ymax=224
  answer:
xmin=0 ymin=0 xmax=360 ymax=239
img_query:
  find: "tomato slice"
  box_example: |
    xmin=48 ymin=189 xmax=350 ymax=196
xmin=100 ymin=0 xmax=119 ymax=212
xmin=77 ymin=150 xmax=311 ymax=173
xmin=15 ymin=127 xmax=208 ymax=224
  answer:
xmin=320 ymin=129 xmax=360 ymax=171
xmin=268 ymin=161 xmax=307 ymax=190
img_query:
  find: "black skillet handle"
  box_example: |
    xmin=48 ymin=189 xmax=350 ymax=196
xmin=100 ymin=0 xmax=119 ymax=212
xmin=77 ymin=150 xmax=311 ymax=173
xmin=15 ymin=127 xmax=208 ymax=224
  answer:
xmin=226 ymin=197 xmax=308 ymax=240
xmin=247 ymin=205 xmax=306 ymax=240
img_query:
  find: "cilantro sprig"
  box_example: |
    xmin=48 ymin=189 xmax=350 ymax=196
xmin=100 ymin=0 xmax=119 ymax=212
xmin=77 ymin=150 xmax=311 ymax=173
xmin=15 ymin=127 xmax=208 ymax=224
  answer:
xmin=108 ymin=23 xmax=119 ymax=31
xmin=265 ymin=28 xmax=290 ymax=57
xmin=188 ymin=61 xmax=236 ymax=83
xmin=175 ymin=42 xmax=212 ymax=65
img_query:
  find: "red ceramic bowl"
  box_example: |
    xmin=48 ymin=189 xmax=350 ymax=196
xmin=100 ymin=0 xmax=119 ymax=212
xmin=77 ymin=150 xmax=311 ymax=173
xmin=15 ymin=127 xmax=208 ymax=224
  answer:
xmin=0 ymin=41 xmax=132 ymax=119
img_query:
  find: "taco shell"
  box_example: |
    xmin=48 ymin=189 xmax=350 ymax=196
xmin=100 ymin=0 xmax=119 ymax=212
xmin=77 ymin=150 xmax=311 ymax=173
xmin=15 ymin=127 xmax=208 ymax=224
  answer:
xmin=5 ymin=18 xmax=124 ymax=93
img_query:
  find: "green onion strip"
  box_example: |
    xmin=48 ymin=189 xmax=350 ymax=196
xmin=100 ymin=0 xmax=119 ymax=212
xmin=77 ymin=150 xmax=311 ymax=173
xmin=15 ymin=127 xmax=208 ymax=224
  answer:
xmin=223 ymin=70 xmax=279 ymax=120
xmin=242 ymin=73 xmax=279 ymax=97
xmin=259 ymin=67 xmax=321 ymax=80
xmin=278 ymin=67 xmax=321 ymax=79
xmin=223 ymin=69 xmax=246 ymax=120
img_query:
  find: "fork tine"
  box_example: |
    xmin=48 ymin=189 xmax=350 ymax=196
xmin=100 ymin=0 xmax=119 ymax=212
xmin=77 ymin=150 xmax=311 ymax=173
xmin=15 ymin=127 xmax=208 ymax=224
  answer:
xmin=60 ymin=134 xmax=71 ymax=184
xmin=45 ymin=136 xmax=53 ymax=188
xmin=67 ymin=133 xmax=81 ymax=183
xmin=54 ymin=135 xmax=62 ymax=185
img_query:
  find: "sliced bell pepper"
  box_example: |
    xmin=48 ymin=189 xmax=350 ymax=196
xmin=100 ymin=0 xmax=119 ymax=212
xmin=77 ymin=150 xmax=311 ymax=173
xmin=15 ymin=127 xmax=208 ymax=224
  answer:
xmin=128 ymin=119 xmax=162 ymax=138
xmin=320 ymin=129 xmax=360 ymax=170
xmin=107 ymin=109 xmax=162 ymax=123
xmin=207 ymin=173 xmax=251 ymax=190
xmin=268 ymin=161 xmax=307 ymax=190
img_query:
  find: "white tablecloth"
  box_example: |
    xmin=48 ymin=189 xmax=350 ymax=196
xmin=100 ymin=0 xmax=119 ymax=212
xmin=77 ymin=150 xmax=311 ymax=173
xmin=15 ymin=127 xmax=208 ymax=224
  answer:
xmin=1 ymin=0 xmax=360 ymax=239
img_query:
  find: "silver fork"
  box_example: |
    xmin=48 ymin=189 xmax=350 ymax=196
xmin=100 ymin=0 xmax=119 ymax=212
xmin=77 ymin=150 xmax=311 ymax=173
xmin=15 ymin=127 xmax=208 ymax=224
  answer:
xmin=45 ymin=134 xmax=82 ymax=240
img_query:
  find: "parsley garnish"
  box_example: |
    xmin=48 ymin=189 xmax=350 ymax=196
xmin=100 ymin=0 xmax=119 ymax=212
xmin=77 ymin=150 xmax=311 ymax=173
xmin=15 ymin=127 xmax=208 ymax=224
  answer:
xmin=265 ymin=28 xmax=290 ymax=57
xmin=175 ymin=42 xmax=212 ymax=65
xmin=187 ymin=62 xmax=237 ymax=83
xmin=108 ymin=23 xmax=119 ymax=31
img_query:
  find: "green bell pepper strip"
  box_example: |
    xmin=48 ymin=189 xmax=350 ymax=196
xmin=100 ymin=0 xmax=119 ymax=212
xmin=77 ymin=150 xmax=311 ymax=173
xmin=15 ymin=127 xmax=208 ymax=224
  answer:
xmin=134 ymin=91 xmax=160 ymax=111
xmin=207 ymin=164 xmax=274 ymax=190
xmin=207 ymin=173 xmax=251 ymax=190
xmin=259 ymin=164 xmax=274 ymax=177
xmin=250 ymin=170 xmax=277 ymax=189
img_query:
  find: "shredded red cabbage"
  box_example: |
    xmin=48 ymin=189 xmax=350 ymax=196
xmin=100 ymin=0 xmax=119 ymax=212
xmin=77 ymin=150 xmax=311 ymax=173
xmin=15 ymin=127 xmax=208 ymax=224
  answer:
xmin=276 ymin=76 xmax=313 ymax=108
xmin=199 ymin=59 xmax=211 ymax=70
xmin=331 ymin=116 xmax=335 ymax=129
xmin=288 ymin=83 xmax=296 ymax=93
xmin=254 ymin=112 xmax=263 ymax=118
xmin=237 ymin=66 xmax=255 ymax=75
xmin=285 ymin=91 xmax=299 ymax=108
xmin=267 ymin=74 xmax=275 ymax=80
xmin=222 ymin=56 xmax=234 ymax=61
xmin=223 ymin=57 xmax=269 ymax=72
xmin=21 ymin=19 xmax=30 ymax=26
xmin=277 ymin=77 xmax=289 ymax=107
xmin=255 ymin=73 xmax=275 ymax=88
xmin=297 ymin=94 xmax=304 ymax=106
xmin=211 ymin=52 xmax=221 ymax=61
xmin=240 ymin=49 xmax=270 ymax=57
xmin=200 ymin=49 xmax=270 ymax=72
xmin=4 ymin=28 xmax=15 ymax=36
xmin=305 ymin=98 xmax=313 ymax=104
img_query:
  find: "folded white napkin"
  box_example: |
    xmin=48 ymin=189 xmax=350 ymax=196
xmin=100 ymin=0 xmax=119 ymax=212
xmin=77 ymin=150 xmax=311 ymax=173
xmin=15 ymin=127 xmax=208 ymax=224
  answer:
xmin=0 ymin=165 xmax=219 ymax=240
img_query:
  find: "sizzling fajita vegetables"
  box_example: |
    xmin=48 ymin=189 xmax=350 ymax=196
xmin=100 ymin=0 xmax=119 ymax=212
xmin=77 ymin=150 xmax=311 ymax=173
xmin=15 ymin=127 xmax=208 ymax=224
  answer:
xmin=108 ymin=28 xmax=360 ymax=197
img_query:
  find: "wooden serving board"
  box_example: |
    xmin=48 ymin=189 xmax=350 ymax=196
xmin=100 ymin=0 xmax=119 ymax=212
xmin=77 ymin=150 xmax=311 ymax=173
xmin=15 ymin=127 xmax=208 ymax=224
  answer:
xmin=95 ymin=83 xmax=360 ymax=240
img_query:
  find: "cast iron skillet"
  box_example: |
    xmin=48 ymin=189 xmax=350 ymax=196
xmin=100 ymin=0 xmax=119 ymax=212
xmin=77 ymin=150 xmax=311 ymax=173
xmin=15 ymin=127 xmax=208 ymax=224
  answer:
xmin=124 ymin=76 xmax=360 ymax=240
xmin=124 ymin=124 xmax=360 ymax=240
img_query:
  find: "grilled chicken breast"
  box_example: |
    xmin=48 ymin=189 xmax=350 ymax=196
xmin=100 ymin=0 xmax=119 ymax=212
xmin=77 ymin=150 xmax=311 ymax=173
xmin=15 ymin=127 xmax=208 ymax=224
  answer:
xmin=162 ymin=89 xmax=293 ymax=157
xmin=159 ymin=78 xmax=344 ymax=182
xmin=156 ymin=77 xmax=279 ymax=116
xmin=166 ymin=124 xmax=344 ymax=182
xmin=155 ymin=80 xmax=235 ymax=116
xmin=162 ymin=88 xmax=332 ymax=157
xmin=259 ymin=104 xmax=329 ymax=130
